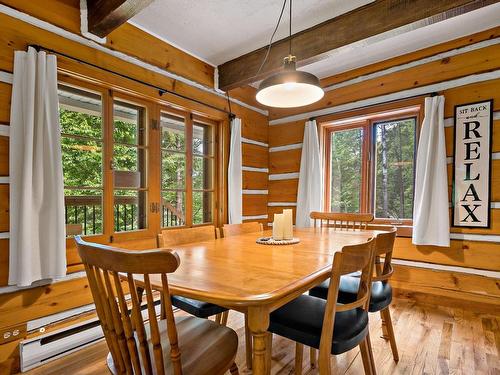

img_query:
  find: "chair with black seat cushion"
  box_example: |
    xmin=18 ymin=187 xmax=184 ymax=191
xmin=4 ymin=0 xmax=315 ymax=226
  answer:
xmin=75 ymin=236 xmax=239 ymax=375
xmin=267 ymin=237 xmax=377 ymax=375
xmin=158 ymin=226 xmax=229 ymax=325
xmin=310 ymin=228 xmax=399 ymax=362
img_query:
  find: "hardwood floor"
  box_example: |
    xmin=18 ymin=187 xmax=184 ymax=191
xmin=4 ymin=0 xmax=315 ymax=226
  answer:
xmin=22 ymin=297 xmax=500 ymax=374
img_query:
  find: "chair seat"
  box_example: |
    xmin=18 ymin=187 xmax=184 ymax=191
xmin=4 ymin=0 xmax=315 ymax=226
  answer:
xmin=309 ymin=275 xmax=393 ymax=312
xmin=269 ymin=294 xmax=368 ymax=355
xmin=107 ymin=315 xmax=238 ymax=375
xmin=172 ymin=295 xmax=228 ymax=318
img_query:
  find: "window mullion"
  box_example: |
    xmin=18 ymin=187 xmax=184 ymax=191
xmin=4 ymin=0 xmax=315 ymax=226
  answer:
xmin=185 ymin=114 xmax=194 ymax=227
xmin=102 ymin=89 xmax=115 ymax=240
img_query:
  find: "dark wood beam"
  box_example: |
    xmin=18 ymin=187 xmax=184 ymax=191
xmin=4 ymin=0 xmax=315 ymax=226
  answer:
xmin=86 ymin=0 xmax=153 ymax=38
xmin=217 ymin=0 xmax=496 ymax=91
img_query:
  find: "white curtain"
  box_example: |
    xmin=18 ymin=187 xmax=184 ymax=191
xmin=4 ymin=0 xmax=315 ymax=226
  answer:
xmin=228 ymin=117 xmax=242 ymax=224
xmin=9 ymin=47 xmax=66 ymax=286
xmin=296 ymin=120 xmax=322 ymax=227
xmin=412 ymin=96 xmax=450 ymax=247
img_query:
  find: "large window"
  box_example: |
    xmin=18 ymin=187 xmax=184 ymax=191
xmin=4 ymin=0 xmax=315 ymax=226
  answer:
xmin=160 ymin=110 xmax=216 ymax=228
xmin=324 ymin=106 xmax=419 ymax=223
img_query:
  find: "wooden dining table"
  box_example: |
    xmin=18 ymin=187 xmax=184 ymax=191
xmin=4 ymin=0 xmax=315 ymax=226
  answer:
xmin=138 ymin=227 xmax=386 ymax=374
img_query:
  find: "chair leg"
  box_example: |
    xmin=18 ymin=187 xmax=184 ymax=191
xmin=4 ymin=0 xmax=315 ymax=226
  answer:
xmin=295 ymin=342 xmax=303 ymax=375
xmin=265 ymin=333 xmax=272 ymax=373
xmin=229 ymin=362 xmax=239 ymax=375
xmin=379 ymin=310 xmax=389 ymax=339
xmin=215 ymin=313 xmax=222 ymax=324
xmin=221 ymin=311 xmax=229 ymax=326
xmin=244 ymin=314 xmax=253 ymax=370
xmin=366 ymin=331 xmax=377 ymax=375
xmin=381 ymin=307 xmax=399 ymax=362
xmin=359 ymin=337 xmax=372 ymax=375
xmin=160 ymin=295 xmax=166 ymax=319
xmin=310 ymin=347 xmax=317 ymax=368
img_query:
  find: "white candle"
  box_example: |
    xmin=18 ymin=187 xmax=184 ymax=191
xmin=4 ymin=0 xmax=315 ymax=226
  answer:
xmin=273 ymin=213 xmax=284 ymax=240
xmin=282 ymin=209 xmax=293 ymax=240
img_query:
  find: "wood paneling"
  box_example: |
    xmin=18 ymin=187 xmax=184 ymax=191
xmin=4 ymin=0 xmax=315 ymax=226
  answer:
xmin=0 ymin=0 xmax=215 ymax=87
xmin=243 ymin=171 xmax=268 ymax=190
xmin=241 ymin=143 xmax=268 ymax=168
xmin=270 ymin=45 xmax=500 ymax=120
xmin=268 ymin=121 xmax=305 ymax=147
xmin=0 ymin=185 xmax=8 ymax=232
xmin=242 ymin=194 xmax=267 ymax=216
xmin=445 ymin=120 xmax=500 ymax=156
xmin=443 ymin=78 xmax=500 ymax=117
xmin=269 ymin=149 xmax=302 ymax=174
xmin=0 ymin=239 xmax=8 ymax=286
xmin=391 ymin=264 xmax=500 ymax=306
xmin=267 ymin=206 xmax=296 ymax=224
xmin=0 ymin=83 xmax=12 ymax=124
xmin=393 ymin=237 xmax=500 ymax=271
xmin=268 ymin=179 xmax=298 ymax=202
xmin=0 ymin=136 xmax=8 ymax=176
xmin=241 ymin=115 xmax=268 ymax=144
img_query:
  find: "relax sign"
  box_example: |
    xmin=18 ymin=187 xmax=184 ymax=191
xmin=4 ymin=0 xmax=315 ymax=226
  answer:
xmin=452 ymin=100 xmax=492 ymax=228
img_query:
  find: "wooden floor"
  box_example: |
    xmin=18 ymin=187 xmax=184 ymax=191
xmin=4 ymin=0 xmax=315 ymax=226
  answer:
xmin=22 ymin=297 xmax=500 ymax=375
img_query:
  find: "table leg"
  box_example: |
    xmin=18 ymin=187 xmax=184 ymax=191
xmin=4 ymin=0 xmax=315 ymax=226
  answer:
xmin=248 ymin=306 xmax=270 ymax=375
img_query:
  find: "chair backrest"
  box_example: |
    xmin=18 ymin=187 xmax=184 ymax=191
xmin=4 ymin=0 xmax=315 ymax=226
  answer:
xmin=76 ymin=236 xmax=182 ymax=375
xmin=158 ymin=225 xmax=217 ymax=247
xmin=310 ymin=212 xmax=373 ymax=230
xmin=221 ymin=222 xmax=264 ymax=238
xmin=318 ymin=237 xmax=376 ymax=371
xmin=373 ymin=227 xmax=397 ymax=282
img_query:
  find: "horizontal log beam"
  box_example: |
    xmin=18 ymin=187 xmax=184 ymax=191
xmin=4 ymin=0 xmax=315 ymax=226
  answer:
xmin=87 ymin=0 xmax=153 ymax=38
xmin=217 ymin=0 xmax=496 ymax=91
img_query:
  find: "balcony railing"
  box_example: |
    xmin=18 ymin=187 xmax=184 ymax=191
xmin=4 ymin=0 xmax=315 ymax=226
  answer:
xmin=65 ymin=196 xmax=184 ymax=236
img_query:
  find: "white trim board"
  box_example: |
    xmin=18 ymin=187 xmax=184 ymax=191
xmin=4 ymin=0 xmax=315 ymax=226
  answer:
xmin=0 ymin=232 xmax=9 ymax=239
xmin=449 ymin=233 xmax=500 ymax=243
xmin=269 ymin=172 xmax=300 ymax=181
xmin=268 ymin=202 xmax=297 ymax=207
xmin=444 ymin=111 xmax=500 ymax=127
xmin=269 ymin=70 xmax=500 ymax=125
xmin=391 ymin=258 xmax=500 ymax=279
xmin=242 ymin=166 xmax=268 ymax=173
xmin=323 ymin=38 xmax=500 ymax=93
xmin=242 ymin=214 xmax=268 ymax=220
xmin=0 ymin=71 xmax=12 ymax=84
xmin=241 ymin=137 xmax=268 ymax=148
xmin=0 ymin=125 xmax=9 ymax=137
xmin=242 ymin=190 xmax=268 ymax=195
xmin=0 ymin=4 xmax=268 ymax=117
xmin=0 ymin=272 xmax=87 ymax=295
xmin=269 ymin=143 xmax=303 ymax=153
xmin=0 ymin=177 xmax=9 ymax=184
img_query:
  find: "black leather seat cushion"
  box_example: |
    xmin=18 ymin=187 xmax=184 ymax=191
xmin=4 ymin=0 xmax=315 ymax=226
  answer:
xmin=309 ymin=275 xmax=392 ymax=312
xmin=171 ymin=295 xmax=228 ymax=318
xmin=269 ymin=295 xmax=368 ymax=355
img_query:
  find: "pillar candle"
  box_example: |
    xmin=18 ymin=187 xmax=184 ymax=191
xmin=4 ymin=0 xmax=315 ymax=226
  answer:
xmin=273 ymin=213 xmax=284 ymax=240
xmin=282 ymin=209 xmax=293 ymax=240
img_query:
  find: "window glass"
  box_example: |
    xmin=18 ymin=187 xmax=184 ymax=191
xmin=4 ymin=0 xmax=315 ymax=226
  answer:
xmin=113 ymin=100 xmax=147 ymax=232
xmin=59 ymin=85 xmax=103 ymax=237
xmin=374 ymin=118 xmax=416 ymax=219
xmin=329 ymin=128 xmax=363 ymax=213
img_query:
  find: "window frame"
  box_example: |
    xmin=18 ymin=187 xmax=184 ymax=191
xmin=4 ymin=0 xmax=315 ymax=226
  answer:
xmin=321 ymin=99 xmax=424 ymax=232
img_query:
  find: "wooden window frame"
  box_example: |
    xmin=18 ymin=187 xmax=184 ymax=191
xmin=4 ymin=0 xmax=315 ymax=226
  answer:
xmin=320 ymin=98 xmax=425 ymax=234
xmin=59 ymin=72 xmax=225 ymax=247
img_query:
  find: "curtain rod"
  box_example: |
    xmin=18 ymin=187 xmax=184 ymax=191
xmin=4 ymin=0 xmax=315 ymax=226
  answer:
xmin=309 ymin=91 xmax=439 ymax=121
xmin=28 ymin=44 xmax=236 ymax=120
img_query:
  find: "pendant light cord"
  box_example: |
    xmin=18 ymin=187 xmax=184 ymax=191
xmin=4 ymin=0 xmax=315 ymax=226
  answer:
xmin=254 ymin=0 xmax=288 ymax=79
xmin=289 ymin=0 xmax=292 ymax=56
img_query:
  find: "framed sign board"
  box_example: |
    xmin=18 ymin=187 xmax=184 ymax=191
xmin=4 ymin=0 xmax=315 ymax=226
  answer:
xmin=452 ymin=99 xmax=493 ymax=228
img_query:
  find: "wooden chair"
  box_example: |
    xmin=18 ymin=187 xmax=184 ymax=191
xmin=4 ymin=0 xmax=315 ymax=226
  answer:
xmin=266 ymin=237 xmax=377 ymax=374
xmin=310 ymin=212 xmax=374 ymax=230
xmin=220 ymin=221 xmax=264 ymax=369
xmin=157 ymin=226 xmax=229 ymax=325
xmin=75 ymin=236 xmax=239 ymax=375
xmin=221 ymin=222 xmax=264 ymax=238
xmin=310 ymin=228 xmax=399 ymax=363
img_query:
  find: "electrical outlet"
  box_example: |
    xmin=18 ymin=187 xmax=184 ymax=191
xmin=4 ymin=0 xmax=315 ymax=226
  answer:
xmin=0 ymin=324 xmax=27 ymax=344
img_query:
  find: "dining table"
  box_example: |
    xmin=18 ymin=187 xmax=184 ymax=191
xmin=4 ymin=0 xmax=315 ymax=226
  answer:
xmin=137 ymin=227 xmax=386 ymax=375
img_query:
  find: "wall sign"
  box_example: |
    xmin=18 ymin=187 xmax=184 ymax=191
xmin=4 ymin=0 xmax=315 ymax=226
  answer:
xmin=452 ymin=100 xmax=492 ymax=228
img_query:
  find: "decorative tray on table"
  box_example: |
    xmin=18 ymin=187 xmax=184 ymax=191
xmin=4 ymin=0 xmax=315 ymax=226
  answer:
xmin=256 ymin=237 xmax=300 ymax=245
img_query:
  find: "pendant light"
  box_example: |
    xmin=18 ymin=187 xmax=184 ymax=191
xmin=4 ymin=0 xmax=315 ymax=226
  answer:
xmin=256 ymin=0 xmax=324 ymax=108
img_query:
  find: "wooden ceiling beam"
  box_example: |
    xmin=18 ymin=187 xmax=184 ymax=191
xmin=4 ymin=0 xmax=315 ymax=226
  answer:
xmin=217 ymin=0 xmax=496 ymax=91
xmin=86 ymin=0 xmax=153 ymax=38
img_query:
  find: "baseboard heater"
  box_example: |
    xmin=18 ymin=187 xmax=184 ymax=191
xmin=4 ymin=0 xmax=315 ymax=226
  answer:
xmin=19 ymin=300 xmax=162 ymax=372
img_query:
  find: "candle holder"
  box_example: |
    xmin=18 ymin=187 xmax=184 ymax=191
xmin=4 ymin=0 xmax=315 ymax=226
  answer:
xmin=256 ymin=237 xmax=300 ymax=245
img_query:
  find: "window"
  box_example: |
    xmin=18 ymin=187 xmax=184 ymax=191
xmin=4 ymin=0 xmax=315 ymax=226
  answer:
xmin=324 ymin=106 xmax=419 ymax=223
xmin=160 ymin=111 xmax=217 ymax=228
xmin=59 ymin=85 xmax=104 ymax=236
